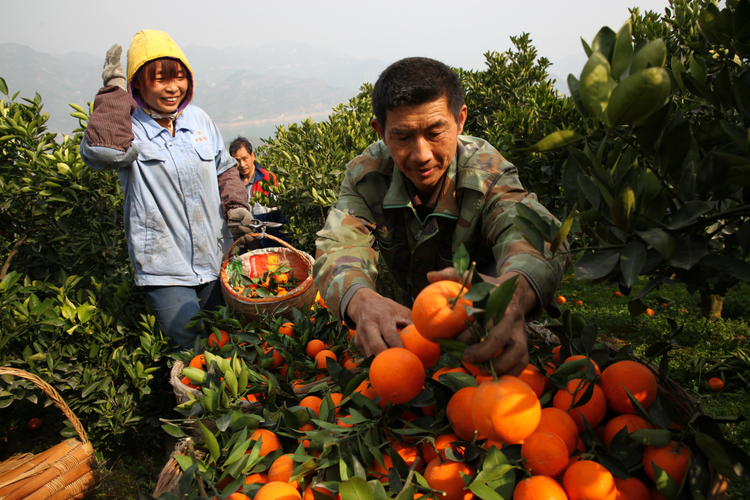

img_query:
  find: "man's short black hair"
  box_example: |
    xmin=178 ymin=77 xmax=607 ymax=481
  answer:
xmin=229 ymin=136 xmax=253 ymax=156
xmin=372 ymin=57 xmax=464 ymax=127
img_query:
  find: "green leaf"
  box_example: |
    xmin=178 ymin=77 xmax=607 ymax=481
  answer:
xmin=629 ymin=428 xmax=672 ymax=447
xmin=636 ymin=229 xmax=676 ymax=259
xmin=574 ymin=250 xmax=620 ymax=280
xmin=453 ymin=244 xmax=470 ymax=276
xmin=610 ymin=185 xmax=636 ymax=232
xmin=197 ymin=419 xmax=220 ymax=463
xmin=606 ymin=68 xmax=671 ymax=127
xmin=513 ymin=217 xmax=546 ymax=256
xmin=667 ymin=235 xmax=707 ymax=270
xmin=551 ymin=206 xmax=576 ymax=254
xmin=486 ymin=276 xmax=519 ymax=327
xmin=527 ymin=130 xmax=584 ymax=153
xmin=689 ymin=54 xmax=707 ymax=85
xmin=700 ymin=255 xmax=750 ymax=281
xmin=695 ymin=432 xmax=741 ymax=481
xmin=652 ymin=462 xmax=681 ymax=499
xmin=620 ymin=241 xmax=647 ymax=287
xmin=592 ymin=26 xmax=617 ymax=60
xmin=579 ymin=52 xmax=616 ymax=119
xmin=611 ymin=21 xmax=634 ymax=80
xmin=0 ymin=77 xmax=7 ymax=96
xmin=161 ymin=424 xmax=186 ymax=438
xmin=339 ymin=475 xmax=374 ymax=500
xmin=630 ymin=39 xmax=668 ymax=75
xmin=628 ymin=298 xmax=648 ymax=317
xmin=666 ymin=201 xmax=711 ymax=230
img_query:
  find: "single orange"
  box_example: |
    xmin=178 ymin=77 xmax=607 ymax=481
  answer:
xmin=517 ymin=364 xmax=546 ymax=398
xmin=254 ymin=481 xmax=302 ymax=500
xmin=27 ymin=417 xmax=42 ymax=430
xmin=369 ymin=347 xmax=425 ymax=404
xmin=557 ymin=296 xmax=566 ymax=304
xmin=306 ymin=339 xmax=326 ymax=359
xmin=563 ymin=460 xmax=617 ymax=500
xmin=423 ymin=457 xmax=475 ymax=500
xmin=263 ymin=344 xmax=284 ymax=369
xmin=268 ymin=454 xmax=298 ymax=488
xmin=646 ymin=308 xmax=655 ymax=317
xmin=614 ymin=291 xmax=622 ymax=298
xmin=643 ymin=440 xmax=691 ymax=484
xmin=188 ymin=354 xmax=206 ymax=369
xmin=447 ymin=386 xmax=483 ymax=441
xmin=208 ymin=329 xmax=229 ymax=348
xmin=552 ymin=379 xmax=607 ymax=432
xmin=535 ymin=407 xmax=579 ymax=455
xmin=299 ymin=395 xmax=323 ymax=416
xmin=521 ymin=430 xmax=569 ymax=477
xmin=400 ymin=324 xmax=441 ymax=369
xmin=471 ymin=375 xmax=542 ymax=445
xmin=315 ymin=349 xmax=337 ymax=370
xmin=279 ymin=322 xmax=295 ymax=336
xmin=247 ymin=428 xmax=281 ymax=456
xmin=412 ymin=280 xmax=474 ymax=340
xmin=602 ymin=414 xmax=652 ymax=448
xmin=552 ymin=345 xmax=562 ymax=363
xmin=576 ymin=300 xmax=584 ymax=306
xmin=599 ymin=360 xmax=658 ymax=414
xmin=513 ymin=475 xmax=567 ymax=500
xmin=614 ymin=477 xmax=649 ymax=500
xmin=708 ymin=377 xmax=724 ymax=392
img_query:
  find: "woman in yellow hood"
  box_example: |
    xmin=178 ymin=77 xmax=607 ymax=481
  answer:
xmin=80 ymin=30 xmax=256 ymax=349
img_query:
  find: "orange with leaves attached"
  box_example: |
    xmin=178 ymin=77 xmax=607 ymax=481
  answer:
xmin=208 ymin=330 xmax=229 ymax=348
xmin=412 ymin=280 xmax=473 ymax=340
xmin=643 ymin=440 xmax=691 ymax=485
xmin=552 ymin=379 xmax=607 ymax=432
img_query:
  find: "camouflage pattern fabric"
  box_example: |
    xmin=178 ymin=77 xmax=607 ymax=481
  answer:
xmin=313 ymin=135 xmax=570 ymax=321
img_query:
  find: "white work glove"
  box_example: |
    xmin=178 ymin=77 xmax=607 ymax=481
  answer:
xmin=102 ymin=44 xmax=127 ymax=91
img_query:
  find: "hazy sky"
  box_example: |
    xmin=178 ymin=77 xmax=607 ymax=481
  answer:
xmin=4 ymin=0 xmax=672 ymax=70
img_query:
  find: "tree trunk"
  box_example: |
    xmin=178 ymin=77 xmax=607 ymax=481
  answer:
xmin=698 ymin=277 xmax=737 ymax=320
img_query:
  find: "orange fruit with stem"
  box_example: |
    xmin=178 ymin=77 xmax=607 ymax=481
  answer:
xmin=552 ymin=379 xmax=607 ymax=432
xmin=306 ymin=339 xmax=326 ymax=359
xmin=412 ymin=280 xmax=474 ymax=340
xmin=447 ymin=386 xmax=483 ymax=441
xmin=563 ymin=460 xmax=617 ymax=500
xmin=521 ymin=430 xmax=569 ymax=477
xmin=314 ymin=350 xmax=337 ymax=370
xmin=400 ymin=324 xmax=441 ymax=369
xmin=369 ymin=347 xmax=425 ymax=404
xmin=642 ymin=440 xmax=691 ymax=484
xmin=599 ymin=360 xmax=658 ymax=414
xmin=255 ymin=481 xmax=302 ymax=500
xmin=513 ymin=475 xmax=567 ymax=500
xmin=471 ymin=375 xmax=542 ymax=445
xmin=423 ymin=457 xmax=475 ymax=500
xmin=189 ymin=354 xmax=206 ymax=369
xmin=535 ymin=407 xmax=579 ymax=455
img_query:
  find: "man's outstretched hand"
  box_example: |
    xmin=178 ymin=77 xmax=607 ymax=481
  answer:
xmin=346 ymin=288 xmax=413 ymax=357
xmin=425 ymin=268 xmax=538 ymax=377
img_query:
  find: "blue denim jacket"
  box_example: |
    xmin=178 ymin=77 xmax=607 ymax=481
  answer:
xmin=80 ymin=105 xmax=235 ymax=286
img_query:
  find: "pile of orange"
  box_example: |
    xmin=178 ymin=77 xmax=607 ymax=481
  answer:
xmin=179 ymin=278 xmax=703 ymax=500
xmin=230 ymin=268 xmax=297 ymax=298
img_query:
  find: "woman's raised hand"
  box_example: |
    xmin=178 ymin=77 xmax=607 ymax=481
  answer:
xmin=102 ymin=44 xmax=126 ymax=91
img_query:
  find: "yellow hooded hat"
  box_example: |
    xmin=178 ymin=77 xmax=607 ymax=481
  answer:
xmin=126 ymin=30 xmax=194 ymax=114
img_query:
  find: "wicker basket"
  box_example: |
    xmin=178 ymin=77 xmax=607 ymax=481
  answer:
xmin=220 ymin=234 xmax=317 ymax=321
xmin=0 ymin=368 xmax=99 ymax=500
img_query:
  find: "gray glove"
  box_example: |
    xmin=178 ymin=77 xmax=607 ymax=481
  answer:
xmin=227 ymin=208 xmax=254 ymax=237
xmin=102 ymin=44 xmax=127 ymax=91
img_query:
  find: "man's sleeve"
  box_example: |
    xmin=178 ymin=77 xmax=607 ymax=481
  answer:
xmin=483 ymin=169 xmax=571 ymax=320
xmin=210 ymin=118 xmax=250 ymax=217
xmin=313 ymin=167 xmax=380 ymax=321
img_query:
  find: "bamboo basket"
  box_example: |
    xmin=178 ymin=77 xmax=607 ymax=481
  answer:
xmin=220 ymin=234 xmax=317 ymax=321
xmin=0 ymin=368 xmax=99 ymax=500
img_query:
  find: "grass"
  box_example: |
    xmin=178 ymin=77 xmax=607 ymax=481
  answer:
xmin=554 ymin=270 xmax=750 ymax=496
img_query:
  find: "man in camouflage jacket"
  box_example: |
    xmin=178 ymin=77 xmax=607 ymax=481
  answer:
xmin=313 ymin=57 xmax=569 ymax=376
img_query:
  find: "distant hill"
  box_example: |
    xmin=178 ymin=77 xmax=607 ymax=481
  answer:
xmin=0 ymin=41 xmax=387 ymax=140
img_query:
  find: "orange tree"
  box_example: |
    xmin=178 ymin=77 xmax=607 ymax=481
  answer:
xmin=517 ymin=0 xmax=750 ymax=319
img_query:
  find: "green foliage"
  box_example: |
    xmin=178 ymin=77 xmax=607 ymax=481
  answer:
xmin=0 ymin=82 xmax=173 ymax=450
xmin=522 ymin=0 xmax=750 ymax=318
xmin=459 ymin=34 xmax=586 ymax=215
xmin=257 ymin=85 xmax=378 ymax=253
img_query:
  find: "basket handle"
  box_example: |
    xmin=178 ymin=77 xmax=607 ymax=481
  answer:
xmin=223 ymin=233 xmax=313 ymax=274
xmin=0 ymin=367 xmax=89 ymax=444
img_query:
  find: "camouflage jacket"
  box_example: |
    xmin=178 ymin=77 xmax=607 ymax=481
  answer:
xmin=313 ymin=135 xmax=569 ymax=322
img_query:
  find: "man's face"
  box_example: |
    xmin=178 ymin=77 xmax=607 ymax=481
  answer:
xmin=232 ymin=146 xmax=256 ymax=178
xmin=372 ymin=95 xmax=467 ymax=199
